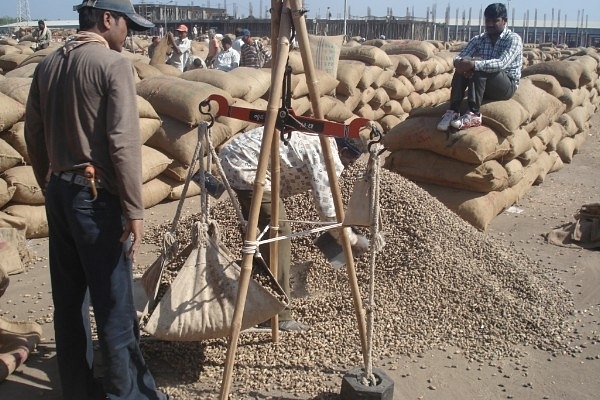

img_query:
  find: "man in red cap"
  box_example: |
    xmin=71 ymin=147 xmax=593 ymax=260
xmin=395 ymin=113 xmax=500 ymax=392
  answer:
xmin=167 ymin=23 xmax=191 ymax=72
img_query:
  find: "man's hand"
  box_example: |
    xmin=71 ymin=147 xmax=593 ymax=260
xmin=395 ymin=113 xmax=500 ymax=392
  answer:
xmin=121 ymin=219 xmax=144 ymax=263
xmin=454 ymin=58 xmax=475 ymax=77
xmin=331 ymin=227 xmax=369 ymax=257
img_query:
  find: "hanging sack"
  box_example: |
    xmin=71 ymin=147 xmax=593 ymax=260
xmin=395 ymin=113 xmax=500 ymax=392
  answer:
xmin=143 ymin=221 xmax=288 ymax=341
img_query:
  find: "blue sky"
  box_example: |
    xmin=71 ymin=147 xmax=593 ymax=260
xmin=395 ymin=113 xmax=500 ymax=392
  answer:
xmin=1 ymin=0 xmax=597 ymax=25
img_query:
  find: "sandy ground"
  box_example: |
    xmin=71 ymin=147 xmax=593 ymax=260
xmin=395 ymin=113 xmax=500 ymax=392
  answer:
xmin=1 ymin=113 xmax=599 ymax=399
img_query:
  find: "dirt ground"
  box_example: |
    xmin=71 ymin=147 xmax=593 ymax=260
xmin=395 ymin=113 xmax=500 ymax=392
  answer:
xmin=1 ymin=113 xmax=599 ymax=399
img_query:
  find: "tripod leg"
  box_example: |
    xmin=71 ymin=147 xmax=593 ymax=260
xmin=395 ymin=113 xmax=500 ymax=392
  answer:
xmin=290 ymin=0 xmax=370 ymax=370
xmin=219 ymin=2 xmax=293 ymax=398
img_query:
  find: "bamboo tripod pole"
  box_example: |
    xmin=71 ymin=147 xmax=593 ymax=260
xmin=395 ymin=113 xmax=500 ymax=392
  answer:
xmin=269 ymin=0 xmax=283 ymax=344
xmin=219 ymin=2 xmax=292 ymax=398
xmin=290 ymin=0 xmax=370 ymax=364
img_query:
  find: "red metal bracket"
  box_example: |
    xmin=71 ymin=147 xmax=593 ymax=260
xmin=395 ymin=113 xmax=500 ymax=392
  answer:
xmin=204 ymin=94 xmax=370 ymax=139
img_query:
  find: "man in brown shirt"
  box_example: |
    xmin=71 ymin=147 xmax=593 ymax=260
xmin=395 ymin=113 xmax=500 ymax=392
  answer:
xmin=25 ymin=1 xmax=169 ymax=399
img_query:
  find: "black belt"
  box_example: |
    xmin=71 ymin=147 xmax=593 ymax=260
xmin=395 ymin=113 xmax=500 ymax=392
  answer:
xmin=53 ymin=171 xmax=103 ymax=188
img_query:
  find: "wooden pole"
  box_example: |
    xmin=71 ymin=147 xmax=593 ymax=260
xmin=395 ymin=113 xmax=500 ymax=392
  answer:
xmin=290 ymin=0 xmax=370 ymax=370
xmin=269 ymin=0 xmax=283 ymax=343
xmin=219 ymin=2 xmax=292 ymax=398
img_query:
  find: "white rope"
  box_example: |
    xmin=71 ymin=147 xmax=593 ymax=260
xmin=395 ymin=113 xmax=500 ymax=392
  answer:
xmin=362 ymin=141 xmax=384 ymax=386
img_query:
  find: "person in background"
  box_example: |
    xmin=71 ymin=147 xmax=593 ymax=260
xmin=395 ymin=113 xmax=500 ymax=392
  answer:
xmin=147 ymin=35 xmax=159 ymax=59
xmin=437 ymin=2 xmax=522 ymax=131
xmin=185 ymin=55 xmax=207 ymax=71
xmin=205 ymin=29 xmax=220 ymax=68
xmin=192 ymin=24 xmax=198 ymax=40
xmin=167 ymin=24 xmax=192 ymax=72
xmin=240 ymin=29 xmax=271 ymax=68
xmin=32 ymin=20 xmax=52 ymax=51
xmin=219 ymin=127 xmax=369 ymax=331
xmin=24 ymin=0 xmax=170 ymax=399
xmin=213 ymin=36 xmax=239 ymax=72
xmin=232 ymin=26 xmax=244 ymax=53
xmin=158 ymin=24 xmax=164 ymax=37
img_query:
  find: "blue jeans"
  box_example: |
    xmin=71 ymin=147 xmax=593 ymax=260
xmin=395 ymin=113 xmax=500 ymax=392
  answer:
xmin=450 ymin=69 xmax=517 ymax=113
xmin=45 ymin=174 xmax=166 ymax=400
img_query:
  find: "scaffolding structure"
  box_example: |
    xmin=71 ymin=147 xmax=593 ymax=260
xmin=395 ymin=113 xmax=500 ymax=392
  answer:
xmin=17 ymin=0 xmax=32 ymax=27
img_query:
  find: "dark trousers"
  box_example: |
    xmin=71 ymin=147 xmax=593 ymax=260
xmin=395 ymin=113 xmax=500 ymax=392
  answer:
xmin=235 ymin=189 xmax=292 ymax=321
xmin=449 ymin=69 xmax=517 ymax=113
xmin=45 ymin=174 xmax=166 ymax=400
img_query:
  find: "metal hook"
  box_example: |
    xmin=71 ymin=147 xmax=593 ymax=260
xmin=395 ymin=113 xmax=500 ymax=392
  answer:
xmin=199 ymin=99 xmax=216 ymax=128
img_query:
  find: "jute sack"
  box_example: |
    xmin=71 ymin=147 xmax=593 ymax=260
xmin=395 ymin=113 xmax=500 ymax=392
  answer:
xmin=517 ymin=147 xmax=539 ymax=166
xmin=141 ymin=145 xmax=172 ymax=183
xmin=339 ymin=45 xmax=393 ymax=69
xmin=0 ymin=138 xmax=24 ymax=173
xmin=481 ymin=98 xmax=530 ymax=137
xmin=136 ymin=75 xmax=233 ymax=126
xmin=0 ymin=45 xmax=20 ymax=56
xmin=415 ymin=182 xmax=512 ymax=232
xmin=336 ymin=60 xmax=366 ymax=96
xmin=503 ymin=158 xmax=524 ymax=187
xmin=0 ymin=92 xmax=25 ymax=132
xmin=384 ymin=117 xmax=511 ymax=164
xmin=141 ymin=178 xmax=172 ymax=209
xmin=1 ymin=166 xmax=44 ymax=205
xmin=229 ymin=67 xmax=272 ymax=103
xmin=151 ymin=63 xmax=182 ymax=77
xmin=292 ymin=70 xmax=339 ymax=98
xmin=139 ymin=117 xmax=162 ymax=144
xmin=143 ymin=221 xmax=288 ymax=341
xmin=4 ymin=63 xmax=37 ymax=79
xmin=0 ymin=227 xmax=23 ymax=275
xmin=159 ymin=176 xmax=202 ymax=200
xmin=369 ymin=87 xmax=390 ymax=109
xmin=559 ymin=87 xmax=588 ymax=112
xmin=358 ymin=87 xmax=376 ymax=107
xmin=534 ymin=151 xmax=557 ymax=185
xmin=381 ymin=76 xmax=411 ymax=100
xmin=556 ymin=137 xmax=576 ymax=163
xmin=505 ymin=128 xmax=533 ymax=160
xmin=384 ymin=149 xmax=509 ymax=193
xmin=181 ymin=68 xmax=249 ymax=99
xmin=308 ymin=34 xmax=344 ymax=80
xmin=567 ymin=106 xmax=591 ymax=133
xmin=556 ymin=113 xmax=578 ymax=137
xmin=137 ymin=95 xmax=160 ymax=119
xmin=378 ymin=114 xmax=403 ymax=132
xmin=391 ymin=54 xmax=414 ymax=77
xmin=0 ymin=54 xmax=29 ymax=73
xmin=3 ymin=204 xmax=47 ymax=239
xmin=524 ymin=74 xmax=564 ymax=98
xmin=0 ymin=178 xmax=15 ymax=208
xmin=133 ymin=62 xmax=162 ymax=80
xmin=381 ymin=99 xmax=404 ymax=115
xmin=336 ymin=87 xmax=362 ymax=112
xmin=18 ymin=46 xmax=54 ymax=67
xmin=161 ymin=159 xmax=200 ymax=183
xmin=372 ymin=68 xmax=395 ymax=89
xmin=380 ymin=39 xmax=436 ymax=60
xmin=0 ymin=77 xmax=31 ymax=105
xmin=521 ymin=60 xmax=585 ymax=89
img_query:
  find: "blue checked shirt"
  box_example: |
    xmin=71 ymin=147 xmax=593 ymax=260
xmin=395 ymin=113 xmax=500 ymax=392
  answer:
xmin=458 ymin=27 xmax=523 ymax=84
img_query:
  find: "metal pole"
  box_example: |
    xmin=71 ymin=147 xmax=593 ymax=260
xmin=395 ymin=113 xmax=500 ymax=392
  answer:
xmin=343 ymin=0 xmax=347 ymax=37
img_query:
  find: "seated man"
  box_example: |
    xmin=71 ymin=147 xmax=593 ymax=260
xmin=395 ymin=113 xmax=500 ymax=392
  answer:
xmin=213 ymin=36 xmax=240 ymax=72
xmin=437 ymin=2 xmax=523 ymax=131
xmin=218 ymin=127 xmax=368 ymax=331
xmin=32 ymin=20 xmax=52 ymax=51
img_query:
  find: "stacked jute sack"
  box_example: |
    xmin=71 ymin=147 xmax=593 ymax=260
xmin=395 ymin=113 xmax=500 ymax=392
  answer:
xmin=383 ymin=48 xmax=600 ymax=230
xmin=1 ymin=33 xmax=599 ymax=237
